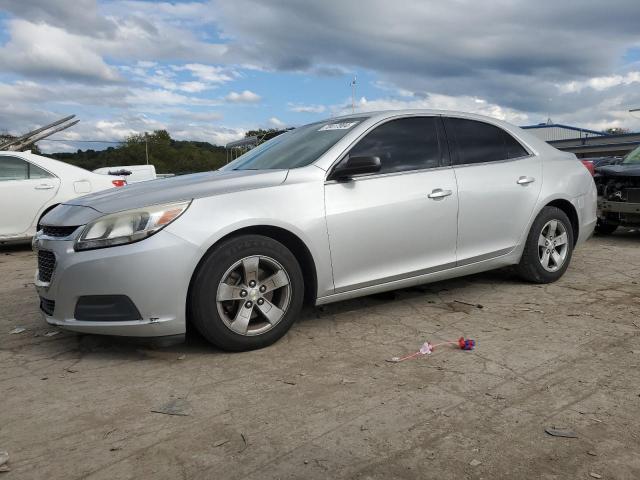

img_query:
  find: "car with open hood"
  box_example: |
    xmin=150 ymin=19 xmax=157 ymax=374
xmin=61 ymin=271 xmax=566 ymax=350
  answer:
xmin=594 ymin=144 xmax=640 ymax=234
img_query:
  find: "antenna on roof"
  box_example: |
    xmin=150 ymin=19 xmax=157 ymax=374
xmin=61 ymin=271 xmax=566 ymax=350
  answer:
xmin=351 ymin=76 xmax=357 ymax=114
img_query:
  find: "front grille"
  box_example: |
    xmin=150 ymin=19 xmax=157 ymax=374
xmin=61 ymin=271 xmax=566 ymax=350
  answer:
xmin=39 ymin=297 xmax=55 ymax=316
xmin=42 ymin=225 xmax=79 ymax=238
xmin=626 ymin=188 xmax=640 ymax=203
xmin=37 ymin=250 xmax=56 ymax=283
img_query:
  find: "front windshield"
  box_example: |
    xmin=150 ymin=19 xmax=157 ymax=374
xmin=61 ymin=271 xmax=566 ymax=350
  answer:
xmin=229 ymin=118 xmax=366 ymax=170
xmin=623 ymin=145 xmax=640 ymax=164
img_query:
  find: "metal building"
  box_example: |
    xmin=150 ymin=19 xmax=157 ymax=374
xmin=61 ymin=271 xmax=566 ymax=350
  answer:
xmin=520 ymin=122 xmax=606 ymax=142
xmin=519 ymin=121 xmax=640 ymax=158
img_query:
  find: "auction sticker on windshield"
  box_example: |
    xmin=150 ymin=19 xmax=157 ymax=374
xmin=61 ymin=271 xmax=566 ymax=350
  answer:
xmin=318 ymin=121 xmax=359 ymax=131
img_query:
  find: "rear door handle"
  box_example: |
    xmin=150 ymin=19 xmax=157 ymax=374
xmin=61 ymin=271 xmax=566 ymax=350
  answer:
xmin=35 ymin=184 xmax=54 ymax=190
xmin=428 ymin=188 xmax=453 ymax=199
xmin=517 ymin=176 xmax=535 ymax=185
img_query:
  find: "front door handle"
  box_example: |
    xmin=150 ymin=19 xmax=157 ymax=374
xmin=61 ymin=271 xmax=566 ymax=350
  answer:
xmin=428 ymin=188 xmax=453 ymax=199
xmin=517 ymin=176 xmax=535 ymax=185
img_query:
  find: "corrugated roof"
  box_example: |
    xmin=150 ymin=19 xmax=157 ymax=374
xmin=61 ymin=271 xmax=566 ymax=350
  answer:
xmin=521 ymin=123 xmax=606 ymax=136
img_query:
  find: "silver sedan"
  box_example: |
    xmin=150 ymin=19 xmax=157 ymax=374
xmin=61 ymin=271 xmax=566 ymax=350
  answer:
xmin=34 ymin=110 xmax=597 ymax=351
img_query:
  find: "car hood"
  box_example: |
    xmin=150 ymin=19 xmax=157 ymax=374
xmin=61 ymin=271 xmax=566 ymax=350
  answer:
xmin=42 ymin=169 xmax=288 ymax=226
xmin=595 ymin=164 xmax=640 ymax=178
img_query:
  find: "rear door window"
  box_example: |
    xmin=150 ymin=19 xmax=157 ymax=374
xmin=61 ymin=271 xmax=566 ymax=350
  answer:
xmin=446 ymin=118 xmax=528 ymax=165
xmin=0 ymin=156 xmax=29 ymax=181
xmin=28 ymin=163 xmax=53 ymax=179
xmin=348 ymin=117 xmax=442 ymax=174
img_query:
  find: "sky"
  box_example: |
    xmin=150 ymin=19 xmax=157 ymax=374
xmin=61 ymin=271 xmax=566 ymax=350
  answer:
xmin=1 ymin=0 xmax=640 ymax=153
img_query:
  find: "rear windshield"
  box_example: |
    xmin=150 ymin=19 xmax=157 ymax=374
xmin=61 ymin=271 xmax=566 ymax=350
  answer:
xmin=229 ymin=118 xmax=366 ymax=170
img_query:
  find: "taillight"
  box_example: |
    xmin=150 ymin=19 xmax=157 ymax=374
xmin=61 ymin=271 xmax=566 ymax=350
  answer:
xmin=580 ymin=160 xmax=595 ymax=177
xmin=112 ymin=179 xmax=127 ymax=187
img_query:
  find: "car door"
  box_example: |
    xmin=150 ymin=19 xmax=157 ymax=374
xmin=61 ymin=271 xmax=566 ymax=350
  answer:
xmin=443 ymin=117 xmax=542 ymax=265
xmin=324 ymin=116 xmax=459 ymax=293
xmin=0 ymin=156 xmax=60 ymax=236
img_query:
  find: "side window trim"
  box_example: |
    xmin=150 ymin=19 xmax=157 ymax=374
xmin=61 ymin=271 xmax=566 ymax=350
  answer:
xmin=26 ymin=160 xmax=55 ymax=180
xmin=443 ymin=116 xmax=533 ymax=167
xmin=439 ymin=115 xmax=457 ymax=166
xmin=326 ymin=115 xmax=450 ymax=181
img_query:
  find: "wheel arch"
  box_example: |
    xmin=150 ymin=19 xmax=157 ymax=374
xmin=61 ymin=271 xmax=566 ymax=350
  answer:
xmin=187 ymin=225 xmax=319 ymax=309
xmin=545 ymin=198 xmax=579 ymax=245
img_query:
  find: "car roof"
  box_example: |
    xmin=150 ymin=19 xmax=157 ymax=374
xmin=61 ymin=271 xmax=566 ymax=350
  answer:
xmin=0 ymin=150 xmax=92 ymax=176
xmin=330 ymin=108 xmax=499 ymax=120
xmin=327 ymin=109 xmax=532 ymax=134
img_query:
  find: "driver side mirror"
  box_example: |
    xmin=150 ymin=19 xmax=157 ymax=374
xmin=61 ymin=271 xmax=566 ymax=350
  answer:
xmin=328 ymin=155 xmax=381 ymax=181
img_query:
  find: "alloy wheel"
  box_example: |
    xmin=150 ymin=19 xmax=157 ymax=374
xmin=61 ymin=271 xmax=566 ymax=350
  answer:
xmin=216 ymin=255 xmax=292 ymax=336
xmin=537 ymin=219 xmax=569 ymax=272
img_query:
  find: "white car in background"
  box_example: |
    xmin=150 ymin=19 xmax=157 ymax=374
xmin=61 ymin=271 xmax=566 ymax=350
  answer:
xmin=0 ymin=151 xmax=125 ymax=243
xmin=93 ymin=164 xmax=157 ymax=183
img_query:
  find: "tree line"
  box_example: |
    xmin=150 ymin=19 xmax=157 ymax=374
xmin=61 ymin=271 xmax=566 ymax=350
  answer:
xmin=47 ymin=130 xmax=230 ymax=175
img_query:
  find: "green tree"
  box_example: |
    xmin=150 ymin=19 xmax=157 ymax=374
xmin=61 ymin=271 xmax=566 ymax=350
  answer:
xmin=47 ymin=129 xmax=229 ymax=175
xmin=604 ymin=127 xmax=630 ymax=135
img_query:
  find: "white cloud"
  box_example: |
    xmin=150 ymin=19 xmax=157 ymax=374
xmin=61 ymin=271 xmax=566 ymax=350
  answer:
xmin=125 ymin=88 xmax=220 ymax=107
xmin=0 ymin=20 xmax=120 ymax=82
xmin=268 ymin=117 xmax=285 ymax=127
xmin=179 ymin=81 xmax=208 ymax=93
xmin=38 ymin=141 xmax=77 ymax=154
xmin=169 ymin=110 xmax=223 ymax=123
xmin=3 ymin=0 xmax=640 ymax=153
xmin=122 ymin=62 xmax=236 ymax=94
xmin=287 ymin=102 xmax=326 ymax=113
xmin=225 ymin=90 xmax=261 ymax=103
xmin=177 ymin=64 xmax=237 ymax=84
xmin=372 ymin=80 xmax=414 ymax=98
xmin=558 ymin=71 xmax=640 ymax=94
xmin=330 ymin=91 xmax=530 ymax=124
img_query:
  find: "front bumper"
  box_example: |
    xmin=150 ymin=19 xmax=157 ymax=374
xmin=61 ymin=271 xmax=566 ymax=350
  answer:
xmin=597 ymin=198 xmax=640 ymax=226
xmin=599 ymin=199 xmax=640 ymax=215
xmin=34 ymin=229 xmax=201 ymax=337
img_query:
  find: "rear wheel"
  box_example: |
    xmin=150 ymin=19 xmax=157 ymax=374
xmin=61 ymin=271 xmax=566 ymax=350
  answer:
xmin=190 ymin=234 xmax=304 ymax=351
xmin=516 ymin=206 xmax=574 ymax=283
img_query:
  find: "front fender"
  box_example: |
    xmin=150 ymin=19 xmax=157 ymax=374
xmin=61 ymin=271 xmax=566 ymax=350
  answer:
xmin=164 ymin=178 xmax=334 ymax=298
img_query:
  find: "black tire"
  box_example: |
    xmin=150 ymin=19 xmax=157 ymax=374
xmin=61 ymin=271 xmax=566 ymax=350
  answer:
xmin=595 ymin=218 xmax=618 ymax=235
xmin=189 ymin=234 xmax=304 ymax=351
xmin=516 ymin=206 xmax=574 ymax=283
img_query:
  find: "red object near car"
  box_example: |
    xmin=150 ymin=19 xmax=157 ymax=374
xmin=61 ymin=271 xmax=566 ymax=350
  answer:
xmin=580 ymin=159 xmax=595 ymax=176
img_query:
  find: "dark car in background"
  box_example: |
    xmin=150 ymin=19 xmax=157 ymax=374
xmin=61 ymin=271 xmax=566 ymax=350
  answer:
xmin=594 ymin=145 xmax=640 ymax=234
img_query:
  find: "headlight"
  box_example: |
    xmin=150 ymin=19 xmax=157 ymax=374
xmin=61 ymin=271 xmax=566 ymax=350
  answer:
xmin=75 ymin=201 xmax=191 ymax=251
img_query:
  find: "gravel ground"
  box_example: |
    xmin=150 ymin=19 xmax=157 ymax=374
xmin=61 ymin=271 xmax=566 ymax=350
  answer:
xmin=1 ymin=232 xmax=639 ymax=479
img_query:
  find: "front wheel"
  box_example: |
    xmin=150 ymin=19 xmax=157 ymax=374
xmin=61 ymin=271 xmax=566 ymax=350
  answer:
xmin=516 ymin=206 xmax=574 ymax=283
xmin=190 ymin=234 xmax=304 ymax=351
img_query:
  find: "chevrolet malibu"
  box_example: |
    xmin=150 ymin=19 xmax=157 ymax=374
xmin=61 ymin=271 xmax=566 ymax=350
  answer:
xmin=34 ymin=110 xmax=597 ymax=351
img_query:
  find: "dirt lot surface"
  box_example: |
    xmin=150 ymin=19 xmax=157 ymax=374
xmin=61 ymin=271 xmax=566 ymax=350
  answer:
xmin=1 ymin=232 xmax=640 ymax=479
